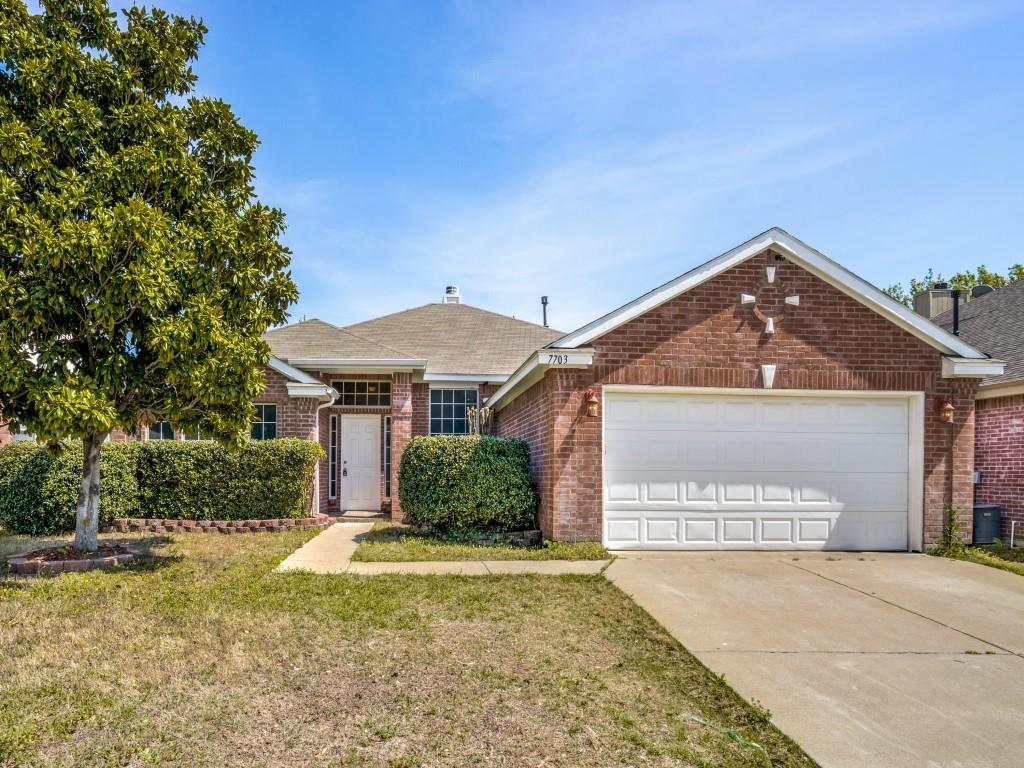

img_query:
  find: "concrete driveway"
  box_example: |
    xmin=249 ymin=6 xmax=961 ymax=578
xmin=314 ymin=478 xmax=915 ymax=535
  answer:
xmin=607 ymin=552 xmax=1024 ymax=768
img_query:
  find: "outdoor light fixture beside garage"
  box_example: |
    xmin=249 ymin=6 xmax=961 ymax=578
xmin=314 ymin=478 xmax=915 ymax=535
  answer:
xmin=585 ymin=389 xmax=599 ymax=417
xmin=939 ymin=400 xmax=955 ymax=423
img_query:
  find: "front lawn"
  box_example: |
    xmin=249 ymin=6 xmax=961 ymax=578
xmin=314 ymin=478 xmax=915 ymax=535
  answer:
xmin=0 ymin=531 xmax=814 ymax=767
xmin=352 ymin=521 xmax=610 ymax=562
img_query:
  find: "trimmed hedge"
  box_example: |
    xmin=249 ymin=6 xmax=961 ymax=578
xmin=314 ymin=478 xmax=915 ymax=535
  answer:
xmin=0 ymin=441 xmax=140 ymax=536
xmin=398 ymin=435 xmax=537 ymax=533
xmin=0 ymin=438 xmax=323 ymax=534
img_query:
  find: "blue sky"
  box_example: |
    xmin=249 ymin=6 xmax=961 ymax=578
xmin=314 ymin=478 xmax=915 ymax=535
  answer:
xmin=159 ymin=0 xmax=1023 ymax=332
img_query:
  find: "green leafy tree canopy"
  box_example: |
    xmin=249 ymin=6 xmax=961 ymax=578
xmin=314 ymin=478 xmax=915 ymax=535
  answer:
xmin=884 ymin=264 xmax=1024 ymax=307
xmin=0 ymin=0 xmax=297 ymax=547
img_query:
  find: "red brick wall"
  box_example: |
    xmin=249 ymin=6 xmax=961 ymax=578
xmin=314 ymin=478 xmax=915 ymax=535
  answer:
xmin=497 ymin=250 xmax=979 ymax=545
xmin=412 ymin=383 xmax=429 ymax=437
xmin=390 ymin=373 xmax=413 ymax=520
xmin=975 ymin=394 xmax=1024 ymax=543
xmin=494 ymin=377 xmax=555 ymax=533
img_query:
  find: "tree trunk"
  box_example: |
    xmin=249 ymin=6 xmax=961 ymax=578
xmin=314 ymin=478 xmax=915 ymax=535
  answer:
xmin=73 ymin=433 xmax=103 ymax=551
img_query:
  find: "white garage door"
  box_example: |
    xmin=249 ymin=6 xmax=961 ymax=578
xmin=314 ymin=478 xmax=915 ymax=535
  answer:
xmin=603 ymin=391 xmax=912 ymax=551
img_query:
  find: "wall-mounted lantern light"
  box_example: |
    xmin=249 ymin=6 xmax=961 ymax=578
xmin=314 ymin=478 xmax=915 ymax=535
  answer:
xmin=585 ymin=389 xmax=600 ymax=418
xmin=938 ymin=400 xmax=955 ymax=423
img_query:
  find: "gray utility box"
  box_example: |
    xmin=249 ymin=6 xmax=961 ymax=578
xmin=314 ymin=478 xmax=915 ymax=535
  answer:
xmin=973 ymin=504 xmax=1002 ymax=545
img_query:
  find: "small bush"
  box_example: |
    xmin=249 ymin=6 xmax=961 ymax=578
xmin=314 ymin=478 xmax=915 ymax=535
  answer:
xmin=929 ymin=509 xmax=968 ymax=558
xmin=398 ymin=435 xmax=537 ymax=534
xmin=0 ymin=438 xmax=323 ymax=534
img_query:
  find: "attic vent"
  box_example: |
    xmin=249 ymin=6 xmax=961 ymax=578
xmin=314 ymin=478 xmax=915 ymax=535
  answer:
xmin=443 ymin=285 xmax=462 ymax=304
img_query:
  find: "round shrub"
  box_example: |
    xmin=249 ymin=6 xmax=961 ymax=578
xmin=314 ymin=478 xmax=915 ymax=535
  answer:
xmin=398 ymin=435 xmax=537 ymax=534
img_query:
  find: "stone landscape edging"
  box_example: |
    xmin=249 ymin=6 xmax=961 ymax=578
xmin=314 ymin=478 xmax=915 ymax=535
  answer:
xmin=106 ymin=514 xmax=332 ymax=534
xmin=7 ymin=548 xmax=140 ymax=575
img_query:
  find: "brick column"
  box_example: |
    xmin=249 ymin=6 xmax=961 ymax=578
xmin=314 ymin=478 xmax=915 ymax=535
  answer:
xmin=389 ymin=372 xmax=413 ymax=521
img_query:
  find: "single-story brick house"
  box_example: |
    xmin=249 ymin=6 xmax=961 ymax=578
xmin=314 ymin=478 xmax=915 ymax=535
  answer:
xmin=932 ymin=283 xmax=1024 ymax=543
xmin=247 ymin=228 xmax=1003 ymax=550
xmin=0 ymin=228 xmax=1004 ymax=550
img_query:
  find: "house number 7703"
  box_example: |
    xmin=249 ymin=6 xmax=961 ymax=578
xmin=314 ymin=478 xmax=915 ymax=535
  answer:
xmin=547 ymin=354 xmax=569 ymax=364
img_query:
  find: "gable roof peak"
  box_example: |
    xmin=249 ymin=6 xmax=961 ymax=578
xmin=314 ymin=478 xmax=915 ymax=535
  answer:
xmin=550 ymin=228 xmax=988 ymax=360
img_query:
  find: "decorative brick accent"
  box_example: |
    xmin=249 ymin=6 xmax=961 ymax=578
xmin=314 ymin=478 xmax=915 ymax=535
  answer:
xmin=497 ymin=251 xmax=978 ymax=545
xmin=105 ymin=514 xmax=333 ymax=534
xmin=975 ymin=393 xmax=1024 ymax=543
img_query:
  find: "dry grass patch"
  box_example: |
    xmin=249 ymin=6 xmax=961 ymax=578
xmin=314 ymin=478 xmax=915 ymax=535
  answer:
xmin=1 ymin=530 xmax=814 ymax=767
xmin=352 ymin=522 xmax=610 ymax=562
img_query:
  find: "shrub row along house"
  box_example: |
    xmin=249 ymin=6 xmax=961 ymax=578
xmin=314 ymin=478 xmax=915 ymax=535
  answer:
xmin=1 ymin=229 xmax=1008 ymax=550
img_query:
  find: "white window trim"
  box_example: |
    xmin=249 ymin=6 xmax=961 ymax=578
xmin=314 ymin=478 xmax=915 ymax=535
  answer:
xmin=252 ymin=403 xmax=278 ymax=440
xmin=331 ymin=379 xmax=393 ymax=409
xmin=428 ymin=387 xmax=480 ymax=435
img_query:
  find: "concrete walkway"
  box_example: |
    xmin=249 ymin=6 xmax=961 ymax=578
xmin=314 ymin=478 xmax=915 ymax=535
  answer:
xmin=607 ymin=551 xmax=1024 ymax=768
xmin=275 ymin=523 xmax=611 ymax=575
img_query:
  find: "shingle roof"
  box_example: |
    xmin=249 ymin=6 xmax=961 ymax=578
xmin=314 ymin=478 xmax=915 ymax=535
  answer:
xmin=264 ymin=319 xmax=419 ymax=363
xmin=266 ymin=305 xmax=563 ymax=377
xmin=933 ymin=282 xmax=1024 ymax=386
xmin=340 ymin=303 xmax=564 ymax=376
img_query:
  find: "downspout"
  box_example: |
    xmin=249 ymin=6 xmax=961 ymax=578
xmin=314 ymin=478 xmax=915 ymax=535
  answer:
xmin=313 ymin=387 xmax=339 ymax=515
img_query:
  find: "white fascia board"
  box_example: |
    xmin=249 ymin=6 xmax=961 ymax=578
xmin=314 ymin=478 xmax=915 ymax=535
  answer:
xmin=942 ymin=357 xmax=1007 ymax=379
xmin=422 ymin=372 xmax=510 ymax=383
xmin=977 ymin=381 xmax=1024 ymax=400
xmin=286 ymin=358 xmax=427 ymax=371
xmin=550 ymin=227 xmax=988 ymax=360
xmin=268 ymin=356 xmax=321 ymax=384
xmin=485 ymin=349 xmax=594 ymax=412
xmin=286 ymin=382 xmax=337 ymax=400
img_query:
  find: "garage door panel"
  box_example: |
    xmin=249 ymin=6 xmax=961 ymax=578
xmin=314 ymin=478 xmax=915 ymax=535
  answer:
xmin=604 ymin=470 xmax=907 ymax=512
xmin=606 ymin=429 xmax=906 ymax=474
xmin=603 ymin=392 xmax=911 ymax=551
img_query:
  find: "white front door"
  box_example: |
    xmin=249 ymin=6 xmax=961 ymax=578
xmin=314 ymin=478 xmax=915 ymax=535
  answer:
xmin=341 ymin=415 xmax=381 ymax=511
xmin=603 ymin=390 xmax=917 ymax=551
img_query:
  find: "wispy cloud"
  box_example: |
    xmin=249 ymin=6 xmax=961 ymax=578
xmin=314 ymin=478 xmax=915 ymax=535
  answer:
xmin=403 ymin=117 xmax=887 ymax=330
xmin=446 ymin=0 xmax=1019 ymax=134
xmin=264 ymin=0 xmax=1024 ymax=331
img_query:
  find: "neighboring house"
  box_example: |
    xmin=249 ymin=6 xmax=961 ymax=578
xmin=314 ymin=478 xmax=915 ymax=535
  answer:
xmin=0 ymin=228 xmax=1004 ymax=550
xmin=932 ymin=283 xmax=1024 ymax=543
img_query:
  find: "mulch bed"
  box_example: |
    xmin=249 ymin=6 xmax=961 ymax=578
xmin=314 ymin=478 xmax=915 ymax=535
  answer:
xmin=7 ymin=544 xmax=139 ymax=576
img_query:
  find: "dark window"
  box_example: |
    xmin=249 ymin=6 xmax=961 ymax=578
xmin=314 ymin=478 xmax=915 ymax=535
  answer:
xmin=384 ymin=416 xmax=392 ymax=497
xmin=332 ymin=380 xmax=392 ymax=407
xmin=328 ymin=415 xmax=338 ymax=499
xmin=429 ymin=389 xmax=478 ymax=435
xmin=183 ymin=428 xmax=208 ymax=440
xmin=149 ymin=421 xmax=175 ymax=440
xmin=251 ymin=404 xmax=277 ymax=440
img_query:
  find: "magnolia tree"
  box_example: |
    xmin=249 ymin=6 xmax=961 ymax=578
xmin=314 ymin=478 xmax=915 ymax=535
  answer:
xmin=0 ymin=1 xmax=297 ymax=549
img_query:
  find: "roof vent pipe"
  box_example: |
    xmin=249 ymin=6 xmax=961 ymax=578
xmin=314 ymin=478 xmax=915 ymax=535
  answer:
xmin=541 ymin=296 xmax=549 ymax=327
xmin=951 ymin=288 xmax=961 ymax=336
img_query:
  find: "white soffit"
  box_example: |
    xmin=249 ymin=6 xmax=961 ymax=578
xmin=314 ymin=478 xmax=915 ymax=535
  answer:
xmin=550 ymin=227 xmax=989 ymax=360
